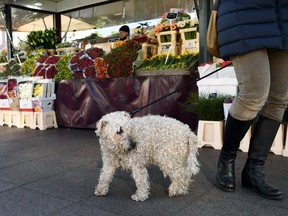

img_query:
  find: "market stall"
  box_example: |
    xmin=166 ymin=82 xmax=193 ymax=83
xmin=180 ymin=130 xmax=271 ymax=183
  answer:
xmin=0 ymin=6 xmax=201 ymax=131
xmin=55 ymin=75 xmax=198 ymax=130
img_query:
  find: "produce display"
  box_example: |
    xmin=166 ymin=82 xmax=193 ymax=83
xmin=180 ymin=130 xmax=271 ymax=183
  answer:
xmin=33 ymin=83 xmax=44 ymax=97
xmin=69 ymin=47 xmax=105 ymax=78
xmin=0 ymin=81 xmax=7 ymax=99
xmin=1 ymin=20 xmax=199 ymax=81
xmin=138 ymin=52 xmax=198 ymax=71
xmin=104 ymin=40 xmax=141 ymax=78
xmin=33 ymin=55 xmax=61 ymax=78
xmin=7 ymin=79 xmax=17 ymax=98
xmin=21 ymin=49 xmax=47 ymax=76
xmin=18 ymin=81 xmax=34 ymax=100
xmin=55 ymin=54 xmax=74 ymax=80
xmin=94 ymin=57 xmax=109 ymax=79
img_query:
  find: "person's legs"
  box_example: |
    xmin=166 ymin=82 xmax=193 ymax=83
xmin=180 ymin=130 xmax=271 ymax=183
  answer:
xmin=241 ymin=49 xmax=288 ymax=200
xmin=217 ymin=49 xmax=270 ymax=191
xmin=217 ymin=115 xmax=253 ymax=191
xmin=261 ymin=49 xmax=288 ymax=121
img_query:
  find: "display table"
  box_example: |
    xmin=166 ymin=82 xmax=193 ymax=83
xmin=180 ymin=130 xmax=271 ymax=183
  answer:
xmin=55 ymin=75 xmax=198 ymax=130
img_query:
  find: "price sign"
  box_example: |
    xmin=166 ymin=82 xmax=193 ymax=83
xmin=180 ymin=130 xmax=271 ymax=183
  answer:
xmin=166 ymin=12 xmax=178 ymax=20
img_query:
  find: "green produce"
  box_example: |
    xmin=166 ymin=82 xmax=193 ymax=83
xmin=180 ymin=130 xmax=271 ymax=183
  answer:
xmin=55 ymin=54 xmax=73 ymax=80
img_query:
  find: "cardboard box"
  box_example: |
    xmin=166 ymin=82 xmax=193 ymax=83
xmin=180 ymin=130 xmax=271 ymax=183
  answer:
xmin=33 ymin=79 xmax=55 ymax=98
xmin=20 ymin=99 xmax=34 ymax=112
xmin=8 ymin=98 xmax=20 ymax=111
xmin=32 ymin=98 xmax=55 ymax=112
xmin=197 ymin=78 xmax=238 ymax=97
xmin=0 ymin=99 xmax=10 ymax=110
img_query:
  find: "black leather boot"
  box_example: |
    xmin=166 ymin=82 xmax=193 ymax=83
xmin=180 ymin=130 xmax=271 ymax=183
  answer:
xmin=217 ymin=114 xmax=253 ymax=191
xmin=242 ymin=116 xmax=283 ymax=200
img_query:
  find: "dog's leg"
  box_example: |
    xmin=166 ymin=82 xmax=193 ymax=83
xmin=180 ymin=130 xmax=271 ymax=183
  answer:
xmin=131 ymin=166 xmax=150 ymax=201
xmin=168 ymin=167 xmax=190 ymax=197
xmin=95 ymin=160 xmax=117 ymax=197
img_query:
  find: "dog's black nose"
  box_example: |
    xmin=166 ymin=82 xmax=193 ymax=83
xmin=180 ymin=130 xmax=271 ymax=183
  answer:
xmin=129 ymin=141 xmax=136 ymax=150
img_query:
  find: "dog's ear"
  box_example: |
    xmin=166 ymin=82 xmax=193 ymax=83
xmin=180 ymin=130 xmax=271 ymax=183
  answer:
xmin=95 ymin=120 xmax=107 ymax=135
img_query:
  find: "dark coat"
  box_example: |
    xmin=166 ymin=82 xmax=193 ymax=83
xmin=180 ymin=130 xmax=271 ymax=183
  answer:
xmin=217 ymin=0 xmax=288 ymax=59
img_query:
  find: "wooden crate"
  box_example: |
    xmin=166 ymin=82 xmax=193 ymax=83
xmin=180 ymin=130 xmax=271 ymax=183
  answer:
xmin=56 ymin=47 xmax=80 ymax=56
xmin=179 ymin=27 xmax=199 ymax=54
xmin=141 ymin=43 xmax=157 ymax=60
xmin=157 ymin=30 xmax=180 ymax=55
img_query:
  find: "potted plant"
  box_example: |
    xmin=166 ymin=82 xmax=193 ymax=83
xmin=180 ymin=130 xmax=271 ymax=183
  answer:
xmin=26 ymin=29 xmax=58 ymax=55
xmin=185 ymin=93 xmax=226 ymax=149
xmin=185 ymin=92 xmax=226 ymax=121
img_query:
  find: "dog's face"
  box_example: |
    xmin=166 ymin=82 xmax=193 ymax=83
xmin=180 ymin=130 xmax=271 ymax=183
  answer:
xmin=96 ymin=112 xmax=134 ymax=153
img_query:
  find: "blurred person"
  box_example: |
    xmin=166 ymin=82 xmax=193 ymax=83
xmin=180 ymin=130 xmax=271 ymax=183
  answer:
xmin=119 ymin=25 xmax=130 ymax=41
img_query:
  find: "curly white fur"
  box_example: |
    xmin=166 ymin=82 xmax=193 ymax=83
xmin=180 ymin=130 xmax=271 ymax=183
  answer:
xmin=95 ymin=111 xmax=200 ymax=201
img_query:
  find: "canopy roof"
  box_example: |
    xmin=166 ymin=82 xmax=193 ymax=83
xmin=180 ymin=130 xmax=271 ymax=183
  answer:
xmin=16 ymin=14 xmax=96 ymax=32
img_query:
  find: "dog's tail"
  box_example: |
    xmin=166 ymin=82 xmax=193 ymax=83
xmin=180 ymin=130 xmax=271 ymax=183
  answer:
xmin=187 ymin=132 xmax=200 ymax=176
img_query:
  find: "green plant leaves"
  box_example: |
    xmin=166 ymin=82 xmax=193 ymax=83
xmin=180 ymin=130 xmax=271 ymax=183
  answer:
xmin=185 ymin=93 xmax=227 ymax=121
xmin=26 ymin=29 xmax=58 ymax=49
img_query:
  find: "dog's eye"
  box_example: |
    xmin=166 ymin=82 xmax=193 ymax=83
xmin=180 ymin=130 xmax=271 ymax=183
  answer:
xmin=116 ymin=127 xmax=123 ymax=134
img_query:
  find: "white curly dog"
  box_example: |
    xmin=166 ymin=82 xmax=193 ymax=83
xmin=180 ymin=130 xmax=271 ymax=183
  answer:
xmin=95 ymin=111 xmax=200 ymax=201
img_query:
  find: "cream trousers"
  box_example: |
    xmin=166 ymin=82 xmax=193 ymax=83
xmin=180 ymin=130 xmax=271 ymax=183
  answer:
xmin=230 ymin=49 xmax=288 ymax=122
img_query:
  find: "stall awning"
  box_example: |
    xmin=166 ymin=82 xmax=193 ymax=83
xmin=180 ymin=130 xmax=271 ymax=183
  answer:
xmin=16 ymin=14 xmax=96 ymax=32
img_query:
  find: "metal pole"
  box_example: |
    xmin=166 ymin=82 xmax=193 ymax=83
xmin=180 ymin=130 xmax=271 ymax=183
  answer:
xmin=54 ymin=13 xmax=62 ymax=44
xmin=193 ymin=0 xmax=199 ymax=19
xmin=199 ymin=0 xmax=213 ymax=64
xmin=4 ymin=4 xmax=13 ymax=59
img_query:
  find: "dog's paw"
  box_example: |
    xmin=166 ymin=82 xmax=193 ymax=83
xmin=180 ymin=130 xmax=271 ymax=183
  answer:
xmin=168 ymin=188 xmax=188 ymax=197
xmin=131 ymin=193 xmax=148 ymax=202
xmin=94 ymin=186 xmax=108 ymax=196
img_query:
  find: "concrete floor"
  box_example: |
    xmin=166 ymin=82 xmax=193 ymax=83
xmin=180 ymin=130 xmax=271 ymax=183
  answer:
xmin=0 ymin=126 xmax=287 ymax=216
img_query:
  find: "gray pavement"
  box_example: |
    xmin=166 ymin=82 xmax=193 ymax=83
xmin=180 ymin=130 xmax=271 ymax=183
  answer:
xmin=0 ymin=126 xmax=287 ymax=216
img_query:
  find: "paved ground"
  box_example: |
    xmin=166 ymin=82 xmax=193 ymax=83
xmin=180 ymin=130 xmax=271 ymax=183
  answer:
xmin=0 ymin=126 xmax=287 ymax=216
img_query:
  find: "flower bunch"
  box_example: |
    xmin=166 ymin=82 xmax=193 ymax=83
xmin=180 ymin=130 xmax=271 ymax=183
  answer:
xmin=94 ymin=57 xmax=109 ymax=79
xmin=111 ymin=41 xmax=126 ymax=49
xmin=33 ymin=83 xmax=44 ymax=97
xmin=0 ymin=58 xmax=22 ymax=78
xmin=224 ymin=96 xmax=234 ymax=103
xmin=0 ymin=64 xmax=7 ymax=75
xmin=33 ymin=55 xmax=61 ymax=78
xmin=0 ymin=82 xmax=7 ymax=99
xmin=7 ymin=79 xmax=17 ymax=98
xmin=54 ymin=54 xmax=74 ymax=81
xmin=177 ymin=11 xmax=191 ymax=21
xmin=132 ymin=35 xmax=149 ymax=44
xmin=0 ymin=48 xmax=7 ymax=63
xmin=22 ymin=49 xmax=48 ymax=76
xmin=138 ymin=52 xmax=199 ymax=71
xmin=18 ymin=81 xmax=34 ymax=99
xmin=154 ymin=23 xmax=178 ymax=35
xmin=104 ymin=39 xmax=141 ymax=78
xmin=69 ymin=47 xmax=105 ymax=79
xmin=177 ymin=18 xmax=199 ymax=29
xmin=134 ymin=28 xmax=143 ymax=35
xmin=217 ymin=60 xmax=232 ymax=67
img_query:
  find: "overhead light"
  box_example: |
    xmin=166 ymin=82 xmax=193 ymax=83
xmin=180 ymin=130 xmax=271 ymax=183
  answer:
xmin=113 ymin=12 xmax=122 ymax=16
xmin=34 ymin=2 xmax=43 ymax=7
xmin=33 ymin=1 xmax=43 ymax=7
